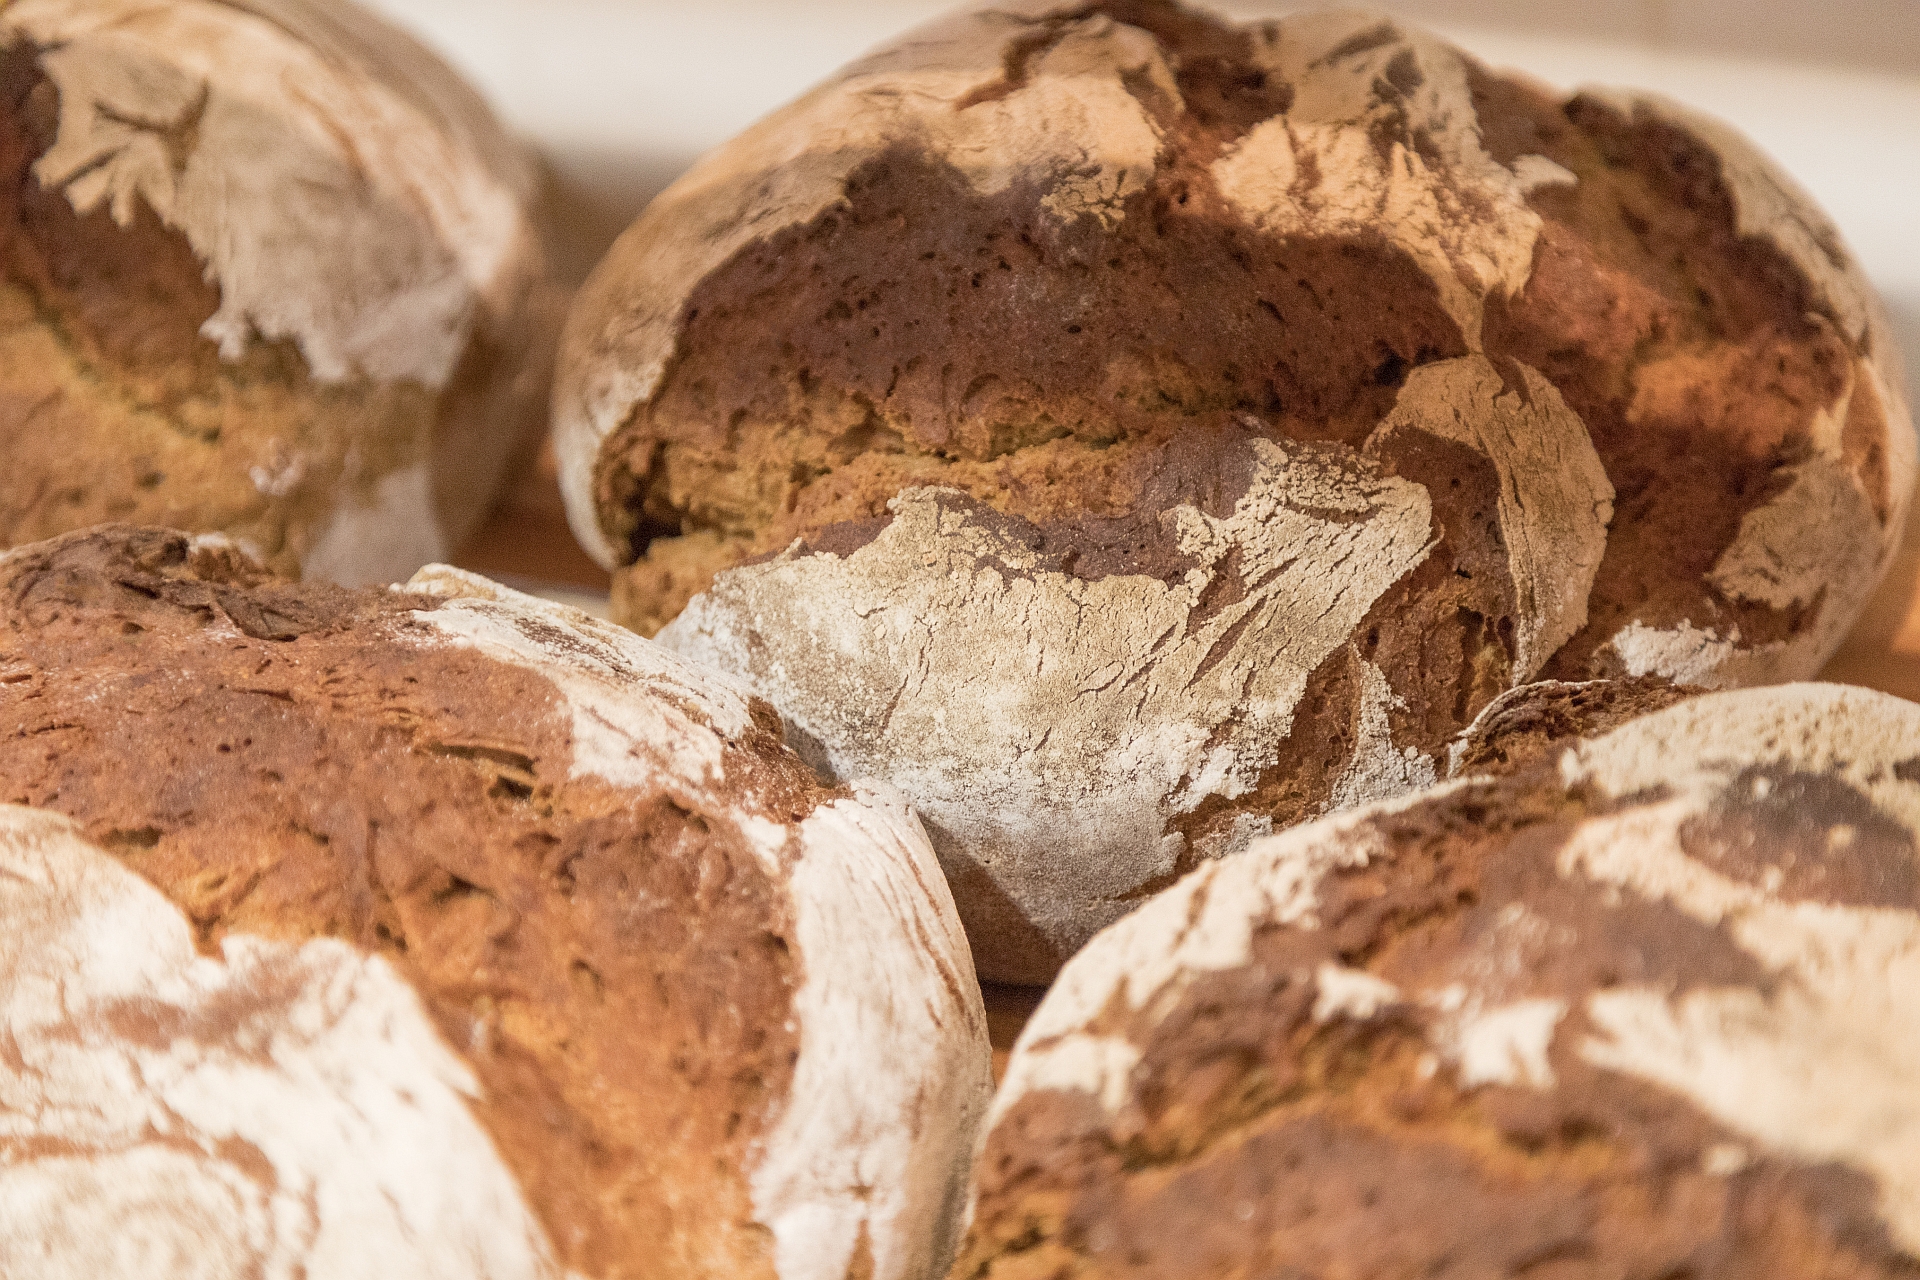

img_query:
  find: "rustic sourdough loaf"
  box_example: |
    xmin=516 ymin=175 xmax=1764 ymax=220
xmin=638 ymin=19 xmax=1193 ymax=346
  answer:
xmin=963 ymin=683 xmax=1920 ymax=1277
xmin=0 ymin=0 xmax=559 ymax=584
xmin=556 ymin=0 xmax=1913 ymax=983
xmin=0 ymin=526 xmax=990 ymax=1280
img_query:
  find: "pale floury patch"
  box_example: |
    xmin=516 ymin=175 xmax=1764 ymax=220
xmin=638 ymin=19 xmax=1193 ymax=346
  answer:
xmin=3 ymin=0 xmax=539 ymax=388
xmin=1560 ymin=797 xmax=1920 ymax=1255
xmin=662 ymin=440 xmax=1435 ymax=974
xmin=0 ymin=806 xmax=565 ymax=1280
xmin=1311 ymin=963 xmax=1403 ymax=1023
xmin=301 ymin=462 xmax=447 ymax=588
xmin=554 ymin=2 xmax=1173 ymax=564
xmin=1602 ymin=619 xmax=1789 ymax=690
xmin=1425 ymin=986 xmax=1568 ymax=1089
xmin=992 ymin=1033 xmax=1144 ymax=1129
xmin=754 ymin=786 xmax=992 ymax=1280
xmin=1213 ymin=13 xmax=1575 ymax=350
xmin=1367 ymin=356 xmax=1614 ymax=681
xmin=1559 ymin=682 xmax=1920 ymax=836
xmin=1324 ymin=657 xmax=1438 ymax=814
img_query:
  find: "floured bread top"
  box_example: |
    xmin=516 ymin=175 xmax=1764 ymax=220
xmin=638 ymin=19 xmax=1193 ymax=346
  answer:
xmin=965 ymin=683 xmax=1920 ymax=1276
xmin=570 ymin=0 xmax=1909 ymax=980
xmin=0 ymin=0 xmax=541 ymax=386
xmin=0 ymin=526 xmax=990 ymax=1280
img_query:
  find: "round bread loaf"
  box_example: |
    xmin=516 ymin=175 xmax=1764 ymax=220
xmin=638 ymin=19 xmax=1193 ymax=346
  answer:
xmin=555 ymin=0 xmax=1913 ymax=982
xmin=0 ymin=526 xmax=990 ymax=1280
xmin=0 ymin=0 xmax=559 ymax=584
xmin=962 ymin=682 xmax=1920 ymax=1276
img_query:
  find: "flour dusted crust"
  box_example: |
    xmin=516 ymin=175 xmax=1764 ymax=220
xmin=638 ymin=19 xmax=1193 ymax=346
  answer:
xmin=0 ymin=0 xmax=559 ymax=584
xmin=667 ymin=445 xmax=1438 ymax=974
xmin=565 ymin=0 xmax=1909 ymax=981
xmin=0 ymin=526 xmax=990 ymax=1280
xmin=0 ymin=805 xmax=563 ymax=1280
xmin=961 ymin=683 xmax=1920 ymax=1276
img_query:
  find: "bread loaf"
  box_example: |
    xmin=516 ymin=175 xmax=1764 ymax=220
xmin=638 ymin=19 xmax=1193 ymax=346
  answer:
xmin=964 ymin=683 xmax=1920 ymax=1276
xmin=556 ymin=0 xmax=1912 ymax=982
xmin=0 ymin=0 xmax=559 ymax=584
xmin=0 ymin=526 xmax=990 ymax=1280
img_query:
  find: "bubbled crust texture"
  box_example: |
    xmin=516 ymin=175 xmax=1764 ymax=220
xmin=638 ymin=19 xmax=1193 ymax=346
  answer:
xmin=1445 ymin=676 xmax=1702 ymax=779
xmin=0 ymin=526 xmax=990 ymax=1280
xmin=961 ymin=684 xmax=1920 ymax=1278
xmin=0 ymin=0 xmax=559 ymax=585
xmin=563 ymin=1 xmax=1911 ymax=982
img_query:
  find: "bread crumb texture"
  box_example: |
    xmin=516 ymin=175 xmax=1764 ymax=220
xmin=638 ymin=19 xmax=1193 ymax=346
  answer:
xmin=0 ymin=0 xmax=559 ymax=584
xmin=962 ymin=683 xmax=1920 ymax=1277
xmin=0 ymin=525 xmax=990 ymax=1280
xmin=562 ymin=0 xmax=1908 ymax=980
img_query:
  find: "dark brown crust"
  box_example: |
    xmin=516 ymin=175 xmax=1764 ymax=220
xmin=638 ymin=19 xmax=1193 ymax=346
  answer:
xmin=0 ymin=37 xmax=551 ymax=576
xmin=0 ymin=525 xmax=821 ymax=1280
xmin=958 ymin=770 xmax=1920 ymax=1278
xmin=595 ymin=0 xmax=1887 ymax=693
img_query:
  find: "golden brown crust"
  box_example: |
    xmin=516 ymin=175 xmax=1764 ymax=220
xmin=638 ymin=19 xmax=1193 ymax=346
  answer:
xmin=0 ymin=526 xmax=811 ymax=1278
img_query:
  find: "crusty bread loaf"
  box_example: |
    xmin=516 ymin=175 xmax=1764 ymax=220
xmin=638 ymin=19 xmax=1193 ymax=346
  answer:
xmin=0 ymin=526 xmax=990 ymax=1280
xmin=963 ymin=683 xmax=1920 ymax=1276
xmin=0 ymin=0 xmax=560 ymax=584
xmin=556 ymin=1 xmax=1912 ymax=982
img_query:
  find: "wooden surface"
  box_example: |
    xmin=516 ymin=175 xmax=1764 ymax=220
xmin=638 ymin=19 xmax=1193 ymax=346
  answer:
xmin=452 ymin=451 xmax=1920 ymax=1074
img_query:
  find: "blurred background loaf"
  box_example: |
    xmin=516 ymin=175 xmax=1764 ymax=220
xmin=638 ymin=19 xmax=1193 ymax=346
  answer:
xmin=0 ymin=0 xmax=561 ymax=585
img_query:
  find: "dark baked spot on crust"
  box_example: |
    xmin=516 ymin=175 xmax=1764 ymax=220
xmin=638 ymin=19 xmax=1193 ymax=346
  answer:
xmin=600 ymin=132 xmax=1466 ymax=632
xmin=1680 ymin=764 xmax=1920 ymax=909
xmin=0 ymin=525 xmax=821 ymax=1280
